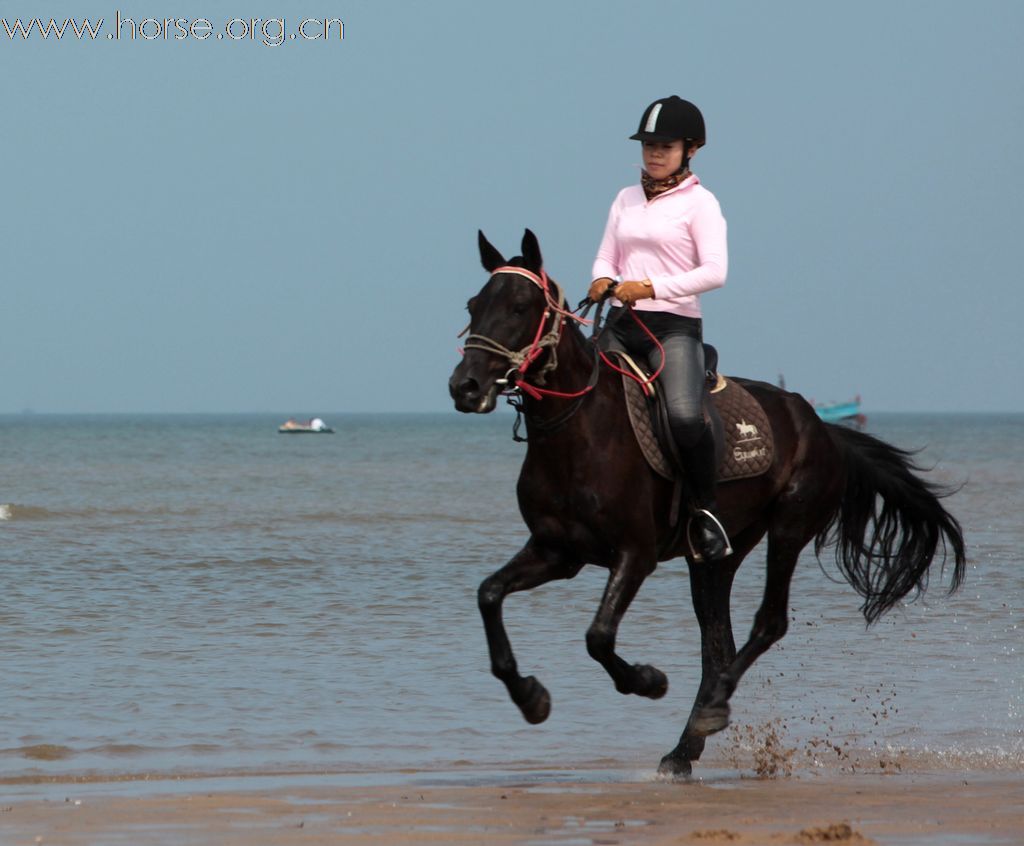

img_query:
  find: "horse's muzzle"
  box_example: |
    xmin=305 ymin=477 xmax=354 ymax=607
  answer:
xmin=449 ymin=367 xmax=499 ymax=414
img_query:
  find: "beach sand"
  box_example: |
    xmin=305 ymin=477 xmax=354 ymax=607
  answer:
xmin=2 ymin=769 xmax=1022 ymax=846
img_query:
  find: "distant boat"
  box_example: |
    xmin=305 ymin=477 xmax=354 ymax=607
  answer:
xmin=814 ymin=395 xmax=866 ymax=426
xmin=278 ymin=417 xmax=334 ymax=434
xmin=776 ymin=373 xmax=865 ymax=426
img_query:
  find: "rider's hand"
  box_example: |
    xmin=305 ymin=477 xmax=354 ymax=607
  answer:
xmin=588 ymin=277 xmax=616 ymax=302
xmin=615 ymin=279 xmax=655 ymax=305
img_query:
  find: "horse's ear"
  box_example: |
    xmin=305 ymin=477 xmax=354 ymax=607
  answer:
xmin=521 ymin=229 xmax=543 ymax=273
xmin=478 ymin=230 xmax=506 ymax=273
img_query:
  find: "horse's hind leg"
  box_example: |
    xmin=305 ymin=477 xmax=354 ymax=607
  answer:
xmin=690 ymin=521 xmax=813 ymax=738
xmin=478 ymin=540 xmax=582 ymax=724
xmin=658 ymin=525 xmax=764 ymax=777
xmin=586 ymin=550 xmax=667 ymax=699
xmin=688 ymin=438 xmax=843 ymax=741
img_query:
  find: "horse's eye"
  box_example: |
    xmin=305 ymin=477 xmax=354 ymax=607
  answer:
xmin=466 ymin=296 xmax=477 ymax=314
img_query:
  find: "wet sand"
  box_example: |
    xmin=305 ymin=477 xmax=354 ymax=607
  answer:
xmin=2 ymin=769 xmax=1022 ymax=845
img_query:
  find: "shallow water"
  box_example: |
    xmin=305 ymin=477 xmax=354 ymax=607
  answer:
xmin=1 ymin=412 xmax=1021 ymax=784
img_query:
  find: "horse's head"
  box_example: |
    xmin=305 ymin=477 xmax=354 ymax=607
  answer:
xmin=449 ymin=229 xmax=552 ymax=413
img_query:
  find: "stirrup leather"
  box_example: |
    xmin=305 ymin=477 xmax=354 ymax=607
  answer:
xmin=686 ymin=508 xmax=733 ymax=563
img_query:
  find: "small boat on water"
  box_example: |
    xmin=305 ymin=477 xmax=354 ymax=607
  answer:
xmin=814 ymin=395 xmax=866 ymax=426
xmin=278 ymin=417 xmax=334 ymax=434
xmin=778 ymin=374 xmax=866 ymax=427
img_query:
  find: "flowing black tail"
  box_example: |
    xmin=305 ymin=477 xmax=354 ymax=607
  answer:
xmin=815 ymin=423 xmax=966 ymax=624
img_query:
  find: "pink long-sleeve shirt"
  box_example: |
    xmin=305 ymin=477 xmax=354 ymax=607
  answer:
xmin=591 ymin=174 xmax=728 ymax=318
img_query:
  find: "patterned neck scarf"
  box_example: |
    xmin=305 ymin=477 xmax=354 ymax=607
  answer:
xmin=641 ymin=167 xmax=692 ymax=200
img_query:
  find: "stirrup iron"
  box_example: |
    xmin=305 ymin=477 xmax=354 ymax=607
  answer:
xmin=686 ymin=508 xmax=733 ymax=563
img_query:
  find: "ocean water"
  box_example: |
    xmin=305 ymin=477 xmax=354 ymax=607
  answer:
xmin=1 ymin=412 xmax=1022 ymax=786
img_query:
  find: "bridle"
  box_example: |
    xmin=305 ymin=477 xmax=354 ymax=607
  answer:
xmin=462 ymin=266 xmax=597 ymax=402
xmin=459 ymin=264 xmax=668 ymax=441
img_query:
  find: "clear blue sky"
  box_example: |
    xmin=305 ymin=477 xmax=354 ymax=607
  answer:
xmin=3 ymin=0 xmax=1021 ymax=413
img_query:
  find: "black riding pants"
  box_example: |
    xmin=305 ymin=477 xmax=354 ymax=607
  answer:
xmin=600 ymin=308 xmax=707 ymax=449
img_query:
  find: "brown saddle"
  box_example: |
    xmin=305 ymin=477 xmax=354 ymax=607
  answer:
xmin=613 ymin=352 xmax=774 ymax=483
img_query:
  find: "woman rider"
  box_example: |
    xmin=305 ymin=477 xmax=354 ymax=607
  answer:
xmin=589 ymin=95 xmax=731 ymax=562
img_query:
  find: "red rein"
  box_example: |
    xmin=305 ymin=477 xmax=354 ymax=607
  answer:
xmin=479 ymin=265 xmax=665 ymax=400
xmin=481 ymin=266 xmax=586 ymax=400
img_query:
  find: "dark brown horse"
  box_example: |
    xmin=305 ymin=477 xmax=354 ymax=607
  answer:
xmin=448 ymin=229 xmax=965 ymax=777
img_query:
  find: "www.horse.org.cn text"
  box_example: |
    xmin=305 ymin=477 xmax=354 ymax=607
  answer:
xmin=1 ymin=13 xmax=345 ymax=47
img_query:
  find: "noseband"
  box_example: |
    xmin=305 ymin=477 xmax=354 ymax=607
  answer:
xmin=462 ymin=266 xmax=593 ymax=401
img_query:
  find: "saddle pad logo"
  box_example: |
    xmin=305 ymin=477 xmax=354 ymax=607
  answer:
xmin=733 ymin=419 xmax=767 ymax=463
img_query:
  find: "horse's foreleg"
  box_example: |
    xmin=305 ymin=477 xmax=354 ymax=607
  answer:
xmin=478 ymin=541 xmax=581 ymax=724
xmin=658 ymin=526 xmax=763 ymax=778
xmin=586 ymin=552 xmax=666 ymax=699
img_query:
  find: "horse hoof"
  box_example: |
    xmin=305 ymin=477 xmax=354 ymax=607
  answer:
xmin=633 ymin=664 xmax=668 ymax=699
xmin=657 ymin=754 xmax=693 ymax=780
xmin=691 ymin=705 xmax=730 ymax=737
xmin=518 ymin=676 xmax=551 ymax=725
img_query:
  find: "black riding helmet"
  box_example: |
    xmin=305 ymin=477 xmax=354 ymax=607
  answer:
xmin=630 ymin=96 xmax=706 ymax=147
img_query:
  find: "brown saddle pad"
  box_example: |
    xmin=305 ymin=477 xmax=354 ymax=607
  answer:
xmin=619 ymin=363 xmax=774 ymax=482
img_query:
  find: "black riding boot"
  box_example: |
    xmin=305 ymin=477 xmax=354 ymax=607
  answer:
xmin=680 ymin=428 xmax=732 ymax=562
